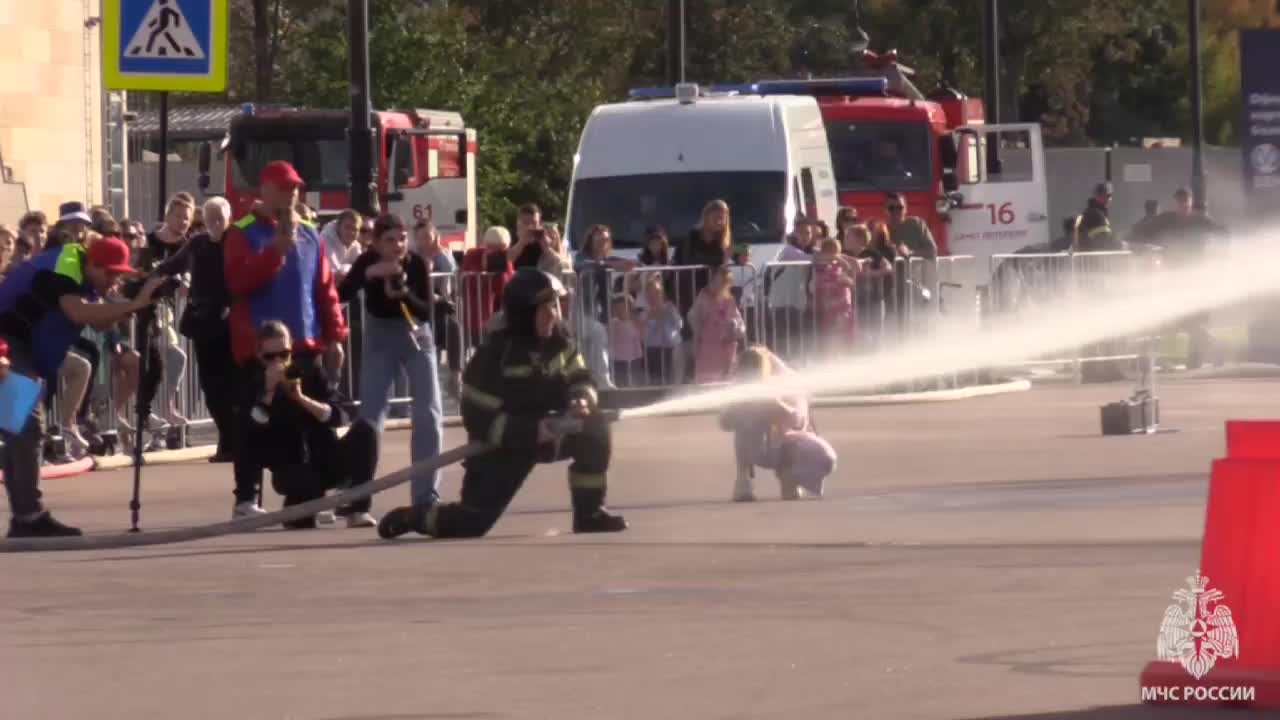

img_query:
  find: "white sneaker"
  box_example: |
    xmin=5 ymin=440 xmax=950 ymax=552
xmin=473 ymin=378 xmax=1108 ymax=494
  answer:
xmin=315 ymin=511 xmax=337 ymax=525
xmin=232 ymin=501 xmax=268 ymax=519
xmin=64 ymin=427 xmax=90 ymax=458
xmin=346 ymin=512 xmax=377 ymax=528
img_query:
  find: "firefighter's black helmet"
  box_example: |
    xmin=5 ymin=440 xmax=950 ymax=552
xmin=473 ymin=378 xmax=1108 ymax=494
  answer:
xmin=503 ymin=268 xmax=567 ymax=336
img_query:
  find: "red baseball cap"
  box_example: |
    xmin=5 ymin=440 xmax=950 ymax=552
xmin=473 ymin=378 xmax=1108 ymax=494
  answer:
xmin=86 ymin=236 xmax=136 ymax=274
xmin=260 ymin=160 xmax=304 ymax=189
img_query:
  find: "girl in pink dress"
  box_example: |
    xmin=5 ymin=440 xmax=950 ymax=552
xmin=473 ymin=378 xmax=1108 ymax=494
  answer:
xmin=812 ymin=237 xmax=857 ymax=353
xmin=607 ymin=295 xmax=644 ymax=387
xmin=689 ymin=265 xmax=745 ymax=383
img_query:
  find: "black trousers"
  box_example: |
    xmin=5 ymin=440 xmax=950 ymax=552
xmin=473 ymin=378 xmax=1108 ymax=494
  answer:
xmin=230 ymin=351 xmax=326 ymax=504
xmin=428 ymin=412 xmax=612 ymax=539
xmin=134 ymin=323 xmax=165 ymax=423
xmin=256 ymin=420 xmax=378 ymax=512
xmin=434 ymin=302 xmax=462 ymax=372
xmin=193 ymin=333 xmax=236 ymax=455
xmin=1179 ymin=313 xmax=1215 ymax=369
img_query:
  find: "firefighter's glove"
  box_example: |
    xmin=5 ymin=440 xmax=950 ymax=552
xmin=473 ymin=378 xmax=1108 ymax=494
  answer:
xmin=567 ymin=384 xmax=598 ymax=414
xmin=567 ymin=396 xmax=593 ymax=418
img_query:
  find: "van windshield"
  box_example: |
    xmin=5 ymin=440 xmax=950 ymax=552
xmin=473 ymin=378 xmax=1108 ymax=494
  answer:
xmin=825 ymin=121 xmax=931 ymax=192
xmin=568 ymin=171 xmax=788 ymax=251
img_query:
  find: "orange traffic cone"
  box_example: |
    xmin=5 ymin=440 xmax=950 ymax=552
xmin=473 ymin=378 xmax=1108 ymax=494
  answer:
xmin=1139 ymin=421 xmax=1280 ymax=709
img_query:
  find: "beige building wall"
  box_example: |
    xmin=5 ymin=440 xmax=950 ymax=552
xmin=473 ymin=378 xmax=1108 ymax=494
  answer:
xmin=0 ymin=0 xmax=103 ymax=219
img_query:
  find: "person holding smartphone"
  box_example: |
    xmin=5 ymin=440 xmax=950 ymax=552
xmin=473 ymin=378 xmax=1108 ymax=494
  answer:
xmin=339 ymin=213 xmax=444 ymax=511
xmin=243 ymin=321 xmax=378 ymax=529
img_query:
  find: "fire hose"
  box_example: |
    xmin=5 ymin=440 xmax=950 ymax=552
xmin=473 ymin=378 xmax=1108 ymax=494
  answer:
xmin=0 ymin=441 xmax=491 ymax=554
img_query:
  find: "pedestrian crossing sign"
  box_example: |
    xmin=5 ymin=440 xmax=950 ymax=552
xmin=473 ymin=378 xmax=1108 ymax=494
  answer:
xmin=103 ymin=0 xmax=228 ymax=92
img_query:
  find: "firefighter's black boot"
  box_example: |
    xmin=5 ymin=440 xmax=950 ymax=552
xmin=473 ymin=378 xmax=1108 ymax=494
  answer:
xmin=571 ymin=488 xmax=627 ymax=534
xmin=377 ymin=502 xmax=433 ymax=540
xmin=573 ymin=508 xmax=627 ymax=533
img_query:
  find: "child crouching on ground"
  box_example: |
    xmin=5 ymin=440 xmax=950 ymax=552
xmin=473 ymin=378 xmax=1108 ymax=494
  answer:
xmin=243 ymin=321 xmax=380 ymax=529
xmin=718 ymin=345 xmax=837 ymax=502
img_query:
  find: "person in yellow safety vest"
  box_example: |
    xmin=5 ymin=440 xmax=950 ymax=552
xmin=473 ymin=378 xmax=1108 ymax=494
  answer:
xmin=1073 ymin=182 xmax=1122 ymax=253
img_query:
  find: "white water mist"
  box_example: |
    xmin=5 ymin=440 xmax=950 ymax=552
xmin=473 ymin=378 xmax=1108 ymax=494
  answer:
xmin=622 ymin=237 xmax=1279 ymax=420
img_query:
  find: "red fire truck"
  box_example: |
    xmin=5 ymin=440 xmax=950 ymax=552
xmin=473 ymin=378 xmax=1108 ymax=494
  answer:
xmin=714 ymin=51 xmax=1052 ymax=268
xmin=199 ymin=104 xmax=478 ymax=249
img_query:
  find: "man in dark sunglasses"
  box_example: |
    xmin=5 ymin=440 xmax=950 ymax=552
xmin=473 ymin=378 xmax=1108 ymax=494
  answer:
xmin=882 ymin=192 xmax=937 ymax=261
xmin=240 ymin=320 xmax=378 ymax=529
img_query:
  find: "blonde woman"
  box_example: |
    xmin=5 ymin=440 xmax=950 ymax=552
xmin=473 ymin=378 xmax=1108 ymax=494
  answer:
xmin=683 ymin=199 xmax=732 ymax=268
xmin=674 ymin=200 xmax=734 ymax=382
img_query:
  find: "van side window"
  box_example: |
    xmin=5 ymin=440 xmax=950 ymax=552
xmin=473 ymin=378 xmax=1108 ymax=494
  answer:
xmin=800 ymin=168 xmax=818 ymax=219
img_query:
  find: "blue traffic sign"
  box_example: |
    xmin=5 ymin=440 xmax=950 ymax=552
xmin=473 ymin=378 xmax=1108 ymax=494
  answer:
xmin=103 ymin=0 xmax=228 ymax=93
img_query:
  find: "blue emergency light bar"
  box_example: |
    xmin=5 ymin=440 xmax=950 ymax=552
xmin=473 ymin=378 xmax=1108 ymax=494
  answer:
xmin=627 ymin=77 xmax=888 ymax=101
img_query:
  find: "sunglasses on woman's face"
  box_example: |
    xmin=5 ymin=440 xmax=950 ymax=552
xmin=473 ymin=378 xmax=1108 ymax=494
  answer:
xmin=261 ymin=350 xmax=291 ymax=362
xmin=887 ymin=205 xmax=904 ymax=212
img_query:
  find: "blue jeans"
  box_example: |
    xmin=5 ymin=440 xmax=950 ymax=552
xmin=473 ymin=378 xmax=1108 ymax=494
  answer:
xmin=358 ymin=314 xmax=444 ymax=504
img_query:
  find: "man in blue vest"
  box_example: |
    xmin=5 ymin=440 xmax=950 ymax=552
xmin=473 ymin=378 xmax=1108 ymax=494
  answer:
xmin=223 ymin=160 xmax=348 ymax=519
xmin=0 ymin=236 xmax=167 ymax=538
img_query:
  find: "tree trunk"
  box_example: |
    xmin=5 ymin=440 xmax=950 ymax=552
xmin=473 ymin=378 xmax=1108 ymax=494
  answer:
xmin=253 ymin=0 xmax=273 ymax=101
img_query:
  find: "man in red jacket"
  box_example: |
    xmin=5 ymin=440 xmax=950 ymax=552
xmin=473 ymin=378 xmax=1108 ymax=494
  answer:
xmin=222 ymin=161 xmax=349 ymax=519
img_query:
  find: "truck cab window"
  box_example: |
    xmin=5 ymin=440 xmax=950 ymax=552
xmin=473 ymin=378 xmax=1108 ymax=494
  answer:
xmin=981 ymin=130 xmax=1035 ymax=184
xmin=825 ymin=121 xmax=931 ymax=192
xmin=392 ymin=135 xmax=414 ymax=187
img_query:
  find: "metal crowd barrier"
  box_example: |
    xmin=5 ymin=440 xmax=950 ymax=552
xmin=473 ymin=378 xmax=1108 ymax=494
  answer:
xmin=987 ymin=250 xmax=1145 ymax=382
xmin=44 ymin=250 xmax=1155 ymax=462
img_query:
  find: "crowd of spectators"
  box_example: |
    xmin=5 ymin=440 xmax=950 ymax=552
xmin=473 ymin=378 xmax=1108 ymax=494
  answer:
xmin=1 ymin=162 xmax=1239 ymax=537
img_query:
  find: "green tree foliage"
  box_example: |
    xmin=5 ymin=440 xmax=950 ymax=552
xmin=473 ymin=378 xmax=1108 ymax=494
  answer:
xmin=185 ymin=0 xmax=1278 ymax=226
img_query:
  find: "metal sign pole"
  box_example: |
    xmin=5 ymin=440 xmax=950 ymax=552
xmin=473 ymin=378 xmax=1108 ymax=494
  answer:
xmin=156 ymin=91 xmax=168 ymax=222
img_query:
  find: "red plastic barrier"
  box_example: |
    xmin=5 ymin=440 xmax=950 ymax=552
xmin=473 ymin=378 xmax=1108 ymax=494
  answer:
xmin=1140 ymin=421 xmax=1280 ymax=709
xmin=1226 ymin=420 xmax=1280 ymax=460
xmin=0 ymin=456 xmax=95 ymax=484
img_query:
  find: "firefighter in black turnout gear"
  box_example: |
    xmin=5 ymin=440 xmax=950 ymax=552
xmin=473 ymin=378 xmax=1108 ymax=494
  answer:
xmin=378 ymin=268 xmax=627 ymax=540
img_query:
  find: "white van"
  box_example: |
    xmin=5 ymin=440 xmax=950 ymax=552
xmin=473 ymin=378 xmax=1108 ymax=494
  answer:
xmin=565 ymin=84 xmax=838 ymax=268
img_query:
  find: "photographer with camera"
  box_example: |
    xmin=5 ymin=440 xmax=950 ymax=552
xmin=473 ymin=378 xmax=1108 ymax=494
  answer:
xmin=378 ymin=268 xmax=627 ymax=541
xmin=0 ymin=237 xmax=167 ymax=537
xmin=223 ymin=161 xmax=348 ymax=519
xmin=339 ymin=213 xmax=443 ymax=511
xmin=244 ymin=321 xmax=378 ymax=529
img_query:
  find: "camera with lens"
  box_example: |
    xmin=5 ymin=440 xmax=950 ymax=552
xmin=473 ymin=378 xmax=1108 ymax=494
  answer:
xmin=121 ymin=269 xmax=183 ymax=302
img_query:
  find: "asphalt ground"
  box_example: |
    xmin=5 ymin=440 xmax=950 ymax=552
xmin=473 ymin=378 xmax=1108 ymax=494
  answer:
xmin=3 ymin=378 xmax=1277 ymax=719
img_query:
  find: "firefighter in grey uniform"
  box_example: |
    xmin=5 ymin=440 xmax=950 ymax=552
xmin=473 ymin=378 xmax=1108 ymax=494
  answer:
xmin=378 ymin=268 xmax=627 ymax=539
